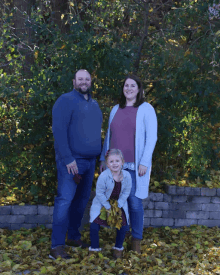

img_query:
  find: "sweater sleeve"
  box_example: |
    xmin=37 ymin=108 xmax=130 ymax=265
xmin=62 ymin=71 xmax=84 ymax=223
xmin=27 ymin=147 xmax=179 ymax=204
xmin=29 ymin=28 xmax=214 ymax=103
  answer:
xmin=52 ymin=95 xmax=75 ymax=165
xmin=96 ymin=173 xmax=111 ymax=210
xmin=139 ymin=104 xmax=158 ymax=168
xmin=99 ymin=128 xmax=109 ymax=162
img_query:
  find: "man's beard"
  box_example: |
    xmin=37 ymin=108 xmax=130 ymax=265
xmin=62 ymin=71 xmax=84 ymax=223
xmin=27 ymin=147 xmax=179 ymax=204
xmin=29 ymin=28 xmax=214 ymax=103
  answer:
xmin=77 ymin=86 xmax=92 ymax=94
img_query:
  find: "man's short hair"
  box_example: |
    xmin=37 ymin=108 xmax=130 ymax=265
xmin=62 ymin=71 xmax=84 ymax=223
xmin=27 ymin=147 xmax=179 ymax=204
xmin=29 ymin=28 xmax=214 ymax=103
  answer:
xmin=74 ymin=69 xmax=90 ymax=80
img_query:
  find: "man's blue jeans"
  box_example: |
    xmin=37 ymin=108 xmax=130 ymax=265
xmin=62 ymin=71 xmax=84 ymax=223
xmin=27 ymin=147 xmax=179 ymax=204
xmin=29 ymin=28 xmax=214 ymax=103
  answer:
xmin=51 ymin=157 xmax=96 ymax=249
xmin=124 ymin=169 xmax=144 ymax=240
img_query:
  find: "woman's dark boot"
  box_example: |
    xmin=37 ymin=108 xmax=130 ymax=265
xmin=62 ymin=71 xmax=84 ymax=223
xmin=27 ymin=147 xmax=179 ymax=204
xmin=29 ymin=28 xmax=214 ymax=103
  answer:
xmin=131 ymin=237 xmax=141 ymax=254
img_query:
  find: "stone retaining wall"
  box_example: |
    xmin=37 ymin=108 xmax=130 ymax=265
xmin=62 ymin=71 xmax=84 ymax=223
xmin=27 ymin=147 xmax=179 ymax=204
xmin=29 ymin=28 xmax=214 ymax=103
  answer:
xmin=1 ymin=185 xmax=220 ymax=230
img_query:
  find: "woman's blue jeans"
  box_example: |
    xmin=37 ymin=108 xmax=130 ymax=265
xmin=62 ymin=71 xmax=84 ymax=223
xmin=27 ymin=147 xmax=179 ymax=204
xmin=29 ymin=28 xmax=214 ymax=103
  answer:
xmin=124 ymin=169 xmax=144 ymax=240
xmin=51 ymin=157 xmax=96 ymax=249
xmin=90 ymin=222 xmax=127 ymax=249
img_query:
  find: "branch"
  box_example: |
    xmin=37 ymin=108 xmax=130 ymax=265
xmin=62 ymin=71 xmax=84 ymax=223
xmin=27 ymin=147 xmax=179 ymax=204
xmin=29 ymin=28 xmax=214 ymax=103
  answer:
xmin=133 ymin=2 xmax=149 ymax=74
xmin=133 ymin=0 xmax=145 ymax=9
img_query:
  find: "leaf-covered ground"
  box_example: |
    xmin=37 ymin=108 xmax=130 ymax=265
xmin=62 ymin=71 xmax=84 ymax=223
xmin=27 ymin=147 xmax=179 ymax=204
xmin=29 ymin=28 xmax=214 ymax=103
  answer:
xmin=1 ymin=224 xmax=220 ymax=275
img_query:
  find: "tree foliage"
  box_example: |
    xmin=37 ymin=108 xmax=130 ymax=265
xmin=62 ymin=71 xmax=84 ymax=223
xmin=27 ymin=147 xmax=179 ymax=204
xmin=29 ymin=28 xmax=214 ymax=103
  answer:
xmin=0 ymin=0 xmax=219 ymax=204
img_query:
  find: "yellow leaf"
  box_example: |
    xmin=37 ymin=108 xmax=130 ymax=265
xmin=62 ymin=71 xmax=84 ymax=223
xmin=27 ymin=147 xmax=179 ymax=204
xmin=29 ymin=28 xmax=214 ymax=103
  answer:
xmin=60 ymin=44 xmax=66 ymax=49
xmin=184 ymin=50 xmax=190 ymax=57
xmin=61 ymin=14 xmax=64 ymax=20
xmin=34 ymin=51 xmax=39 ymax=59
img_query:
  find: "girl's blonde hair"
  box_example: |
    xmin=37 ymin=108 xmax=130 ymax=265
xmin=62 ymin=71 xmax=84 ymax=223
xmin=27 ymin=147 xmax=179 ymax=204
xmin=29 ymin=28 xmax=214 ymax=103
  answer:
xmin=105 ymin=149 xmax=125 ymax=164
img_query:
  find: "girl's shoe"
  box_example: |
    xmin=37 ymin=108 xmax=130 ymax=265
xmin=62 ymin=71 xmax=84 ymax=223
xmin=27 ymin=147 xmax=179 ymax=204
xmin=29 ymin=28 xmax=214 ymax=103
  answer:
xmin=88 ymin=246 xmax=102 ymax=256
xmin=131 ymin=237 xmax=141 ymax=254
xmin=112 ymin=246 xmax=124 ymax=259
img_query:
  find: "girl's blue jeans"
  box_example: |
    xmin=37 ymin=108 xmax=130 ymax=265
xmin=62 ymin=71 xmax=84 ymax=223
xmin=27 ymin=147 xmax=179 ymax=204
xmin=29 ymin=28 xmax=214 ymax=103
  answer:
xmin=124 ymin=169 xmax=144 ymax=240
xmin=51 ymin=157 xmax=96 ymax=249
xmin=90 ymin=222 xmax=127 ymax=249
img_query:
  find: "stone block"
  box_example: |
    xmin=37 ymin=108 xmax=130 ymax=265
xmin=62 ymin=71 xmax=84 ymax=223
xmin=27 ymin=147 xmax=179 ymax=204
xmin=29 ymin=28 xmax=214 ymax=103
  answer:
xmin=188 ymin=197 xmax=211 ymax=203
xmin=150 ymin=218 xmax=174 ymax=227
xmin=149 ymin=193 xmax=163 ymax=201
xmin=211 ymin=197 xmax=220 ymax=204
xmin=165 ymin=185 xmax=176 ymax=195
xmin=172 ymin=196 xmax=187 ymax=203
xmin=0 ymin=206 xmax=11 ymax=215
xmin=176 ymin=203 xmax=202 ymax=211
xmin=45 ymin=224 xmax=52 ymax=229
xmin=175 ymin=219 xmax=198 ymax=227
xmin=217 ymin=189 xmax=220 ymax=197
xmin=11 ymin=223 xmax=37 ymax=230
xmin=155 ymin=202 xmax=169 ymax=210
xmin=143 ymin=200 xmax=154 ymax=209
xmin=143 ymin=217 xmax=150 ymax=227
xmin=144 ymin=210 xmax=162 ymax=218
xmin=162 ymin=210 xmax=186 ymax=219
xmin=186 ymin=211 xmax=209 ymax=219
xmin=38 ymin=205 xmax=54 ymax=215
xmin=25 ymin=215 xmax=52 ymax=224
xmin=201 ymin=188 xmax=216 ymax=197
xmin=0 ymin=223 xmax=11 ymax=229
xmin=176 ymin=187 xmax=185 ymax=195
xmin=0 ymin=215 xmax=25 ymax=223
xmin=202 ymin=204 xmax=220 ymax=211
xmin=12 ymin=205 xmax=37 ymax=215
xmin=198 ymin=220 xmax=220 ymax=227
xmin=185 ymin=187 xmax=201 ymax=196
xmin=163 ymin=194 xmax=172 ymax=202
xmin=209 ymin=212 xmax=220 ymax=219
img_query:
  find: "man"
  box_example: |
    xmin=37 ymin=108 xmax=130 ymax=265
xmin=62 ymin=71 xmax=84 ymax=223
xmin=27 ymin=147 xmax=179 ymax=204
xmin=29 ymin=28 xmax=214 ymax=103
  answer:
xmin=49 ymin=69 xmax=103 ymax=260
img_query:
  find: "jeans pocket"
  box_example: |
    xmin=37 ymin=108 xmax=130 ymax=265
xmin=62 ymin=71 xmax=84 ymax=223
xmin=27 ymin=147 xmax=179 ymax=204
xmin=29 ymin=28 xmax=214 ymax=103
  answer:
xmin=75 ymin=158 xmax=89 ymax=175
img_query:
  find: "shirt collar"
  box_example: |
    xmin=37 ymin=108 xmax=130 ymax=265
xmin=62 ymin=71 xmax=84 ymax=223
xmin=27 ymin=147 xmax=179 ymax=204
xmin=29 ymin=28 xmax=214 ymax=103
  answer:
xmin=73 ymin=88 xmax=92 ymax=101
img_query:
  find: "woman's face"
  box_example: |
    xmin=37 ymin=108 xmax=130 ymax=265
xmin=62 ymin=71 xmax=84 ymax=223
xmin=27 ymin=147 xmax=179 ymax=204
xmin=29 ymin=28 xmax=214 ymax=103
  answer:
xmin=123 ymin=78 xmax=139 ymax=102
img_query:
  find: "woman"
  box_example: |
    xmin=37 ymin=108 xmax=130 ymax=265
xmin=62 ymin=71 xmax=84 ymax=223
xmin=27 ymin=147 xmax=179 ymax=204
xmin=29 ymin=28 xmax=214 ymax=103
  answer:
xmin=99 ymin=75 xmax=157 ymax=254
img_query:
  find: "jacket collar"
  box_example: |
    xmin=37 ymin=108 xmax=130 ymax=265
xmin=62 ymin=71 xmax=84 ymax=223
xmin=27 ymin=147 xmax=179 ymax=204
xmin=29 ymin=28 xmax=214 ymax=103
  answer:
xmin=105 ymin=168 xmax=127 ymax=180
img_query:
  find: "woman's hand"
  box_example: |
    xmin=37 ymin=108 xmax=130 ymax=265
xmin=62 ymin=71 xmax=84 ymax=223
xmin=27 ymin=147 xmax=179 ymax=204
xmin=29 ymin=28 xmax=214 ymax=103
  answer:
xmin=138 ymin=164 xmax=147 ymax=177
xmin=100 ymin=161 xmax=107 ymax=174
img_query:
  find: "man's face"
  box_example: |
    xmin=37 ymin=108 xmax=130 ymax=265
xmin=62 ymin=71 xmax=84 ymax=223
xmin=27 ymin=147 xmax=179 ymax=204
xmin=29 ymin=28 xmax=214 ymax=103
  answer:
xmin=73 ymin=70 xmax=92 ymax=94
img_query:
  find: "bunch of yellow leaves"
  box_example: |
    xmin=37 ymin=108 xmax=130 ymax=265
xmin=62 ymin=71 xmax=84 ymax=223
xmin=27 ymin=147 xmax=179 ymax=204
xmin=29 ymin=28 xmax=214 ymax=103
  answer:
xmin=99 ymin=199 xmax=122 ymax=230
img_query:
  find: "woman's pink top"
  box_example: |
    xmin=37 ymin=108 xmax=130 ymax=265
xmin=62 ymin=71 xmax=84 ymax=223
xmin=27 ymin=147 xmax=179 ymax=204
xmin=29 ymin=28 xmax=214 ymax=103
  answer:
xmin=93 ymin=180 xmax=127 ymax=227
xmin=110 ymin=106 xmax=138 ymax=163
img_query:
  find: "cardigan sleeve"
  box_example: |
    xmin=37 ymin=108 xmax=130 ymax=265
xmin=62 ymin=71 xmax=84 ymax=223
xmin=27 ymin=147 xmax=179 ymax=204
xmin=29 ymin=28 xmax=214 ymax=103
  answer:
xmin=139 ymin=104 xmax=158 ymax=168
xmin=95 ymin=173 xmax=111 ymax=210
xmin=117 ymin=172 xmax=132 ymax=208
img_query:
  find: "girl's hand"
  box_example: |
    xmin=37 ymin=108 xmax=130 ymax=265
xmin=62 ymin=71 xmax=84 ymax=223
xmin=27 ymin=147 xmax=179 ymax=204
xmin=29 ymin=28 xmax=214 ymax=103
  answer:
xmin=100 ymin=161 xmax=107 ymax=174
xmin=106 ymin=207 xmax=111 ymax=218
xmin=138 ymin=164 xmax=147 ymax=177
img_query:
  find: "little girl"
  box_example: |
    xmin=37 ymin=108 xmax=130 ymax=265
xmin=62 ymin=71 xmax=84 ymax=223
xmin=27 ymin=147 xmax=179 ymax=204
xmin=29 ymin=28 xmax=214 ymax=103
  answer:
xmin=89 ymin=149 xmax=132 ymax=259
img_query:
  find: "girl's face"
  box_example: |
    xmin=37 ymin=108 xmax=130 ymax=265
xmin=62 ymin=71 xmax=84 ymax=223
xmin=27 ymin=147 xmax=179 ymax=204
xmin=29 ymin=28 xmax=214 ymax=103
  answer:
xmin=106 ymin=154 xmax=123 ymax=173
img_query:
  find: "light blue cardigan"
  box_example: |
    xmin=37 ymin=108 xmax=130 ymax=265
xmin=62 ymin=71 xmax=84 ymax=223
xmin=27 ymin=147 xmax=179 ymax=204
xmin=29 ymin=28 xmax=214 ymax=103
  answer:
xmin=100 ymin=102 xmax=157 ymax=199
xmin=90 ymin=168 xmax=132 ymax=225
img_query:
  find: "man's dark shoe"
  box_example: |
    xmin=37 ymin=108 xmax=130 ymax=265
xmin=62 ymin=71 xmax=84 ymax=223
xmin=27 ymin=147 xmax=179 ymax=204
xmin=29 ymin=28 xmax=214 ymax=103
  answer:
xmin=66 ymin=238 xmax=90 ymax=248
xmin=49 ymin=245 xmax=72 ymax=260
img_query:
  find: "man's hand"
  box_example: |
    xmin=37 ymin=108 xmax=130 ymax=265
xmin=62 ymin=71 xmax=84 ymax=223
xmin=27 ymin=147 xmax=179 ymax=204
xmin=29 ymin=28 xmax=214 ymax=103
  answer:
xmin=138 ymin=164 xmax=147 ymax=177
xmin=100 ymin=161 xmax=107 ymax=174
xmin=66 ymin=160 xmax=78 ymax=175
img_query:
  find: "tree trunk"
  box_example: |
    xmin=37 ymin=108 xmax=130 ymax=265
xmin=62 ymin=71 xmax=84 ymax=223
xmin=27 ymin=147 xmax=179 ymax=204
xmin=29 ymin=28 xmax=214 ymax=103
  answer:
xmin=51 ymin=0 xmax=70 ymax=33
xmin=13 ymin=0 xmax=36 ymax=77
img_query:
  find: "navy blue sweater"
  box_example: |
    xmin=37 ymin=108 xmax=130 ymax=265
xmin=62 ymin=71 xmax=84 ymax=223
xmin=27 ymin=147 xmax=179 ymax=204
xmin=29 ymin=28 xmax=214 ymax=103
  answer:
xmin=52 ymin=89 xmax=103 ymax=165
